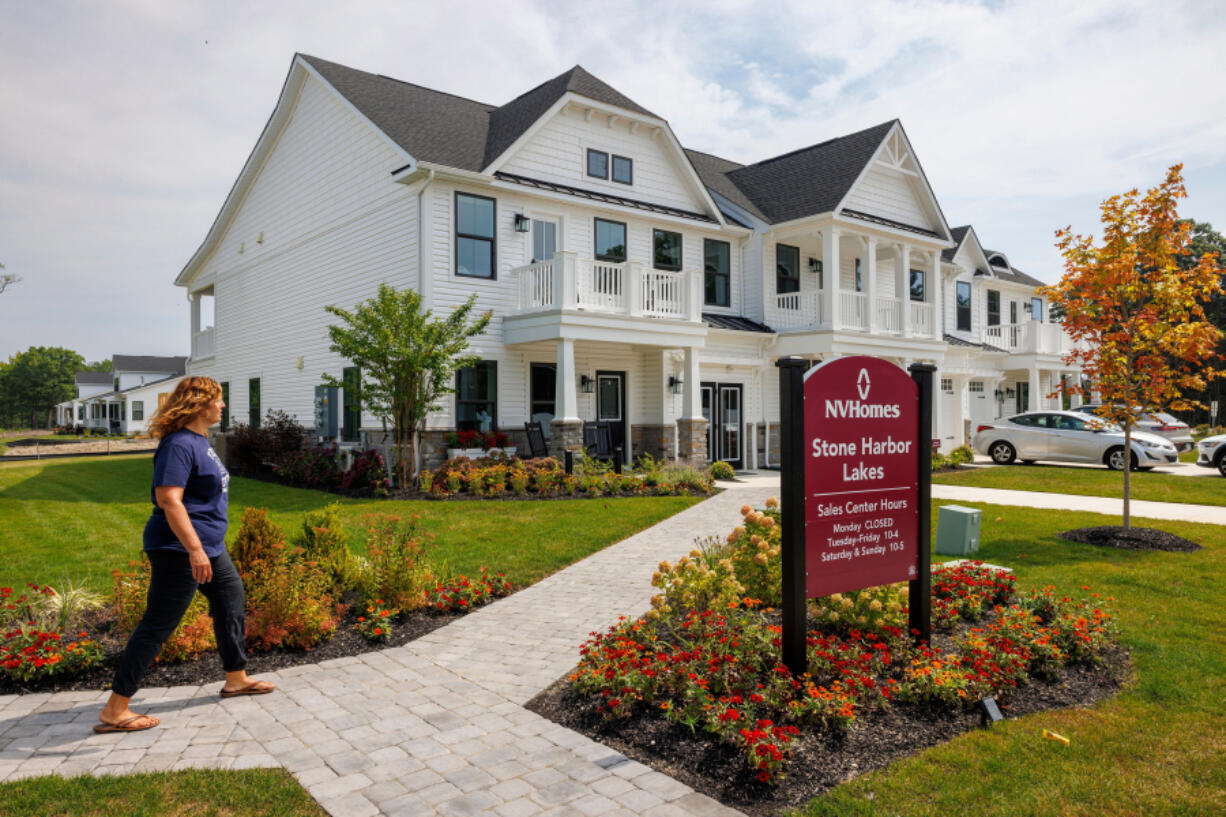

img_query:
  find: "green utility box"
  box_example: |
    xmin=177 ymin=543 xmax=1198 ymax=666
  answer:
xmin=936 ymin=505 xmax=981 ymax=556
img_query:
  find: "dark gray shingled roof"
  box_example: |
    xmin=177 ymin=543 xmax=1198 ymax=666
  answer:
xmin=722 ymin=121 xmax=898 ymax=224
xmin=112 ymin=355 xmax=187 ymax=374
xmin=483 ymin=66 xmax=658 ymax=168
xmin=683 ymin=149 xmax=769 ymax=223
xmin=943 ymin=225 xmax=971 ymax=262
xmin=982 ymin=249 xmax=1045 ymax=287
xmin=75 ymin=371 xmax=112 ymax=385
xmin=302 ymin=55 xmax=495 ymax=172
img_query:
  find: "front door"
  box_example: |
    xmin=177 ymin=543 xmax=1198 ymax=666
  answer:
xmin=1015 ymin=382 xmax=1029 ymax=415
xmin=701 ymin=381 xmax=744 ymax=469
xmin=596 ymin=371 xmax=627 ymax=463
xmin=531 ymin=217 xmax=559 ymax=264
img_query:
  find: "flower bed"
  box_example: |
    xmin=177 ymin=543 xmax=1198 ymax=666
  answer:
xmin=552 ymin=500 xmax=1123 ymax=799
xmin=419 ymin=454 xmax=714 ymax=499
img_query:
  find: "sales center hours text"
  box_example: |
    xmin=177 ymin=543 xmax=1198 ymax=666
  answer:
xmin=811 ymin=434 xmax=912 ymax=560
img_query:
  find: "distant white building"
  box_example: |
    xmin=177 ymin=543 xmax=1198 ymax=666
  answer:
xmin=57 ymin=355 xmax=186 ymax=435
xmin=176 ymin=54 xmax=1080 ymax=468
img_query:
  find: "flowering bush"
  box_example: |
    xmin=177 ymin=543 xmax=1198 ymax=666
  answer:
xmin=426 ymin=567 xmax=514 ymax=611
xmin=0 ymin=585 xmax=105 ymax=682
xmin=111 ymin=562 xmax=217 ymax=662
xmin=244 ymin=554 xmax=342 ymax=651
xmin=424 ymin=455 xmax=712 ymax=499
xmin=354 ymin=599 xmax=395 ymax=643
xmin=361 ymin=514 xmax=438 ymax=611
xmin=341 ymin=449 xmax=390 ymax=496
xmin=444 ymin=429 xmax=510 ymax=449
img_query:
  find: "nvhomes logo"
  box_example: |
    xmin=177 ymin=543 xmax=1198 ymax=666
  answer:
xmin=857 ymin=369 xmax=871 ymax=400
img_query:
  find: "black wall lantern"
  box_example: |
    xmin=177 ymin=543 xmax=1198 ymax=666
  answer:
xmin=808 ymin=257 xmax=822 ymax=273
xmin=668 ymin=375 xmax=683 ymax=395
xmin=513 ymin=213 xmax=531 ymax=233
xmin=580 ymin=375 xmax=594 ymax=394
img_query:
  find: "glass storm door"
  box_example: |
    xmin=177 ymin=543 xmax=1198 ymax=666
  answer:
xmin=532 ymin=218 xmax=558 ymax=263
xmin=701 ymin=385 xmax=714 ymax=462
xmin=596 ymin=371 xmax=626 ymax=461
xmin=719 ymin=385 xmax=742 ymax=468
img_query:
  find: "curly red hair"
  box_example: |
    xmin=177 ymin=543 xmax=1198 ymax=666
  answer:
xmin=147 ymin=377 xmax=222 ymax=439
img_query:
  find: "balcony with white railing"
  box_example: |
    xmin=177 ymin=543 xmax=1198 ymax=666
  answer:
xmin=192 ymin=326 xmax=215 ymax=360
xmin=773 ymin=291 xmax=823 ymax=330
xmin=512 ymin=251 xmax=702 ymax=323
xmin=909 ymin=301 xmax=933 ymax=337
xmin=840 ymin=292 xmax=869 ymax=331
xmin=876 ymin=296 xmax=902 ymax=333
xmin=983 ymin=321 xmax=1075 ymax=356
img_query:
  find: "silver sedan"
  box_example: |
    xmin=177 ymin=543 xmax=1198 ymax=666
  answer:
xmin=972 ymin=410 xmax=1179 ymax=470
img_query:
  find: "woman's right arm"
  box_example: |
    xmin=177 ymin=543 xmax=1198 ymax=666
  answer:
xmin=155 ymin=485 xmax=213 ymax=583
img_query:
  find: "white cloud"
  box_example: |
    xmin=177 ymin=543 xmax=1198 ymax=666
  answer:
xmin=1 ymin=0 xmax=1223 ymax=359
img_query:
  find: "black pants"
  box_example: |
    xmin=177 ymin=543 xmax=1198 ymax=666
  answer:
xmin=111 ymin=548 xmax=248 ymax=697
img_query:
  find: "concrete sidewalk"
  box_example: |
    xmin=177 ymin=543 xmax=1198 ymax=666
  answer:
xmin=932 ymin=484 xmax=1226 ymax=524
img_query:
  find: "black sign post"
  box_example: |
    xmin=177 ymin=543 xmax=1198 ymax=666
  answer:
xmin=777 ymin=357 xmax=808 ymax=676
xmin=907 ymin=362 xmax=934 ymax=644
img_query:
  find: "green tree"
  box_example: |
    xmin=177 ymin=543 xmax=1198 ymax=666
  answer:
xmin=0 ymin=346 xmax=86 ymax=428
xmin=324 ymin=285 xmax=491 ymax=486
xmin=1041 ymin=165 xmax=1224 ymax=528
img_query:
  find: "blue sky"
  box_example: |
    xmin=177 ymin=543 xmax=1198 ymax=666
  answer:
xmin=1 ymin=0 xmax=1224 ymax=362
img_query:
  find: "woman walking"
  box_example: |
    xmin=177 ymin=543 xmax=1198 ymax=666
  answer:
xmin=94 ymin=376 xmax=273 ymax=733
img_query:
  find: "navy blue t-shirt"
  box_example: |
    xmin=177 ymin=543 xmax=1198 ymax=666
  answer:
xmin=143 ymin=428 xmax=230 ymax=557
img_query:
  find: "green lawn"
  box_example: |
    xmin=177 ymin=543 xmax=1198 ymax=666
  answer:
xmin=0 ymin=455 xmax=703 ymax=592
xmin=934 ymin=462 xmax=1224 ymax=506
xmin=0 ymin=768 xmax=326 ymax=817
xmin=803 ymin=503 xmax=1226 ymax=817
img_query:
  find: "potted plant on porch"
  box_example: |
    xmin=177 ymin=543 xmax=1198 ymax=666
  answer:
xmin=444 ymin=429 xmax=516 ymax=460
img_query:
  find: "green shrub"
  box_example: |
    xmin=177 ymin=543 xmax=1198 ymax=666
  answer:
xmin=947 ymin=445 xmax=974 ymax=466
xmin=709 ymin=460 xmax=736 ymax=480
xmin=295 ymin=503 xmax=362 ymax=595
xmin=110 ymin=558 xmax=217 ymax=662
xmin=361 ymin=514 xmax=438 ymax=611
xmin=244 ymin=556 xmax=340 ymax=651
xmin=230 ymin=508 xmax=289 ymax=574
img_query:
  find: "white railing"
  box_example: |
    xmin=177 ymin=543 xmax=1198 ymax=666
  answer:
xmin=773 ymin=291 xmax=822 ymax=329
xmin=985 ymin=322 xmax=1027 ymax=351
xmin=876 ymin=296 xmax=902 ymax=333
xmin=192 ymin=327 xmax=215 ymax=360
xmin=640 ymin=270 xmax=686 ymax=318
xmin=511 ymin=252 xmax=701 ymax=322
xmin=578 ymin=260 xmax=625 ymax=312
xmin=910 ymin=302 xmax=934 ymax=337
xmin=840 ymin=292 xmax=869 ymax=330
xmin=517 ymin=259 xmax=555 ymax=310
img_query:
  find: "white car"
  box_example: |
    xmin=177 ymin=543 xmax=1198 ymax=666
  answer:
xmin=1072 ymin=404 xmax=1195 ymax=452
xmin=1196 ymin=433 xmax=1226 ymax=477
xmin=973 ymin=410 xmax=1179 ymax=470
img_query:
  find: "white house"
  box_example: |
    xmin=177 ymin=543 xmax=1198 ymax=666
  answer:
xmin=56 ymin=356 xmax=186 ymax=435
xmin=176 ymin=54 xmax=1077 ymax=469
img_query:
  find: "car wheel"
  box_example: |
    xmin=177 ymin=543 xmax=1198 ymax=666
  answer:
xmin=1105 ymin=447 xmax=1137 ymax=471
xmin=1217 ymin=454 xmax=1226 ymax=478
xmin=989 ymin=441 xmax=1016 ymax=465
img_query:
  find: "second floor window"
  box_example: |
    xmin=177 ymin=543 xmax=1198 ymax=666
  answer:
xmin=611 ymin=155 xmax=632 ymax=185
xmin=1030 ymin=297 xmax=1044 ymax=322
xmin=704 ymin=239 xmax=730 ymax=307
xmin=654 ymin=229 xmax=682 ymax=270
xmin=456 ymin=193 xmax=495 ymax=279
xmin=987 ymin=290 xmax=1001 ymax=326
xmin=956 ymin=281 xmax=971 ymax=332
xmin=854 ymin=258 xmax=862 ymax=292
xmin=1010 ymin=301 xmax=1018 ymax=324
xmin=909 ymin=269 xmax=925 ymax=301
xmin=456 ymin=361 xmax=497 ymax=432
xmin=587 ymin=149 xmax=608 ymax=179
xmin=776 ymin=244 xmax=800 ymax=294
xmin=594 ymin=218 xmax=626 ymax=263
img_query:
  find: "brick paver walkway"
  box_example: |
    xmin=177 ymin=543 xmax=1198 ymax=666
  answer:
xmin=0 ymin=477 xmax=779 ymax=816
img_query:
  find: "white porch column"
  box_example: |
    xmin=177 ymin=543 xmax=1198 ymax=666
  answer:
xmin=1028 ymin=367 xmax=1040 ymax=412
xmin=189 ymin=292 xmax=201 ymax=357
xmin=683 ymin=346 xmax=702 ymax=419
xmin=553 ymin=251 xmax=577 ymax=309
xmin=821 ymin=228 xmax=841 ymax=329
xmin=953 ymin=375 xmax=968 ymax=448
xmin=556 ymin=339 xmax=580 ymax=422
xmin=1069 ymin=373 xmax=1083 ymax=408
xmin=627 ymin=261 xmax=644 ymax=317
xmin=896 ymin=244 xmax=912 ymax=337
xmin=865 ymin=237 xmax=879 ymax=333
xmin=929 ymin=250 xmax=942 ymax=339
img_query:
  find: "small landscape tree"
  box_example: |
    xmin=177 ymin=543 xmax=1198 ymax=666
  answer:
xmin=324 ymin=284 xmax=491 ymax=486
xmin=1041 ymin=164 xmax=1225 ymax=528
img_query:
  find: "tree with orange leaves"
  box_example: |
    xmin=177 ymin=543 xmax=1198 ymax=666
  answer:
xmin=1041 ymin=164 xmax=1224 ymax=529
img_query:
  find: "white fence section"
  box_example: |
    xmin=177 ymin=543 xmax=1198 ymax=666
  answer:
xmin=516 ymin=259 xmax=555 ymax=310
xmin=840 ymin=292 xmax=869 ymax=330
xmin=578 ymin=260 xmax=626 ymax=312
xmin=192 ymin=327 xmax=215 ymax=360
xmin=773 ymin=291 xmax=822 ymax=329
xmin=512 ymin=252 xmax=701 ymax=322
xmin=640 ymin=270 xmax=687 ymax=318
xmin=876 ymin=296 xmax=902 ymax=333
xmin=910 ymin=302 xmax=934 ymax=338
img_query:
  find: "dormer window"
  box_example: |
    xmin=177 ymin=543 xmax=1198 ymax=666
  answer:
xmin=587 ymin=149 xmax=608 ymax=179
xmin=611 ymin=155 xmax=632 ymax=185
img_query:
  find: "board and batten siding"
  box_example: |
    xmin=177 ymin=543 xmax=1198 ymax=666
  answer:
xmin=499 ymin=106 xmax=710 ymax=215
xmin=189 ymin=73 xmax=419 ymax=429
xmin=841 ymin=164 xmax=935 ymax=232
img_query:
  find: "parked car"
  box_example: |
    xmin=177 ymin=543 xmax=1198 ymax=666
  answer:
xmin=1071 ymin=404 xmax=1194 ymax=452
xmin=972 ymin=410 xmax=1179 ymax=470
xmin=1195 ymin=433 xmax=1226 ymax=476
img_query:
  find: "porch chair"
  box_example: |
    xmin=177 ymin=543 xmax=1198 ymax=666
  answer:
xmin=523 ymin=421 xmax=549 ymax=459
xmin=582 ymin=421 xmax=623 ymax=473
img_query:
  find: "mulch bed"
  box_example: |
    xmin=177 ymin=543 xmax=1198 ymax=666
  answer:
xmin=0 ymin=604 xmax=467 ymax=696
xmin=527 ymin=643 xmax=1130 ymax=817
xmin=1059 ymin=526 xmax=1202 ymax=552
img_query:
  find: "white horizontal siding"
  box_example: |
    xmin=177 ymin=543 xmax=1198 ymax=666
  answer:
xmin=499 ymin=107 xmax=709 ymax=215
xmin=842 ymin=164 xmax=933 ymax=231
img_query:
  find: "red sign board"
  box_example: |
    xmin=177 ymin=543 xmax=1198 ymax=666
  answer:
xmin=803 ymin=356 xmax=919 ymax=598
